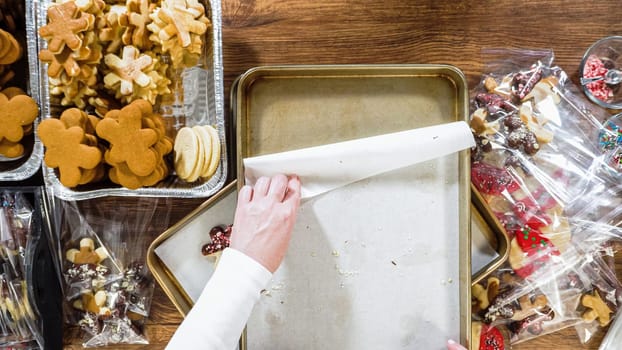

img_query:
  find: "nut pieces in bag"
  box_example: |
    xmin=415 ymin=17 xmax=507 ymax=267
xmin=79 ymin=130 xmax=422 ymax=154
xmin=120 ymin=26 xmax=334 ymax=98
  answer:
xmin=470 ymin=49 xmax=622 ymax=347
xmin=57 ymin=197 xmax=170 ymax=347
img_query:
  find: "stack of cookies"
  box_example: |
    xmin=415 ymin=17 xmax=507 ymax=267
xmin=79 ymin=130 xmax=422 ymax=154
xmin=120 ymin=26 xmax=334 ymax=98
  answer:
xmin=147 ymin=0 xmax=211 ymax=68
xmin=0 ymin=0 xmax=24 ymax=90
xmin=0 ymin=28 xmax=22 ymax=88
xmin=0 ymin=2 xmax=39 ymax=160
xmin=38 ymin=0 xmax=211 ymax=110
xmin=96 ymin=99 xmax=173 ymax=189
xmin=39 ymin=0 xmax=104 ymax=109
xmin=174 ymin=124 xmax=220 ymax=183
xmin=37 ymin=109 xmax=104 ymax=187
xmin=38 ymin=99 xmax=174 ymax=189
xmin=0 ymin=89 xmax=39 ymax=158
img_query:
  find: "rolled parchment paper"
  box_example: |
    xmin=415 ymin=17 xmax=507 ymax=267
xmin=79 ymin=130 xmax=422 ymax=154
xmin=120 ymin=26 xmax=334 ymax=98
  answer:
xmin=244 ymin=121 xmax=475 ymax=198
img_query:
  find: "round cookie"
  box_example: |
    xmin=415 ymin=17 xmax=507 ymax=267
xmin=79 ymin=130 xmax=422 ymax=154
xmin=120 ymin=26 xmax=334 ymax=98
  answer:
xmin=192 ymin=125 xmax=212 ymax=178
xmin=174 ymin=126 xmax=199 ymax=180
xmin=186 ymin=126 xmax=206 ymax=182
xmin=202 ymin=125 xmax=220 ymax=179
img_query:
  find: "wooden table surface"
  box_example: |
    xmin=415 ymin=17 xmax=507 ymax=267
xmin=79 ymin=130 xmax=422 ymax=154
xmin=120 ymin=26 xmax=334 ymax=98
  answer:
xmin=62 ymin=0 xmax=622 ymax=349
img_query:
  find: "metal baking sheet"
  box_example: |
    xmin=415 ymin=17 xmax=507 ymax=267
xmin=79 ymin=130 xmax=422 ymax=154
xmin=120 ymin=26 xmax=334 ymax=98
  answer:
xmin=147 ymin=181 xmax=243 ymax=349
xmin=0 ymin=0 xmax=43 ymax=181
xmin=236 ymin=65 xmax=470 ymax=349
xmin=34 ymin=0 xmax=226 ymax=199
xmin=149 ymin=190 xmax=506 ymax=350
xmin=471 ymin=185 xmax=510 ymax=286
xmin=148 ymin=181 xmax=237 ymax=316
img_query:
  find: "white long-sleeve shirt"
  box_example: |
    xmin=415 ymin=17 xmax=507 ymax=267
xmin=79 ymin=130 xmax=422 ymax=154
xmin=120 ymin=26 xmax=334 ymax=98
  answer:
xmin=166 ymin=248 xmax=272 ymax=350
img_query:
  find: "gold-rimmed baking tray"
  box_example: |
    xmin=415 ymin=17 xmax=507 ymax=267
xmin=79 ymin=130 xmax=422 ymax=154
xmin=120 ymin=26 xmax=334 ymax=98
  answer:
xmin=471 ymin=184 xmax=510 ymax=286
xmin=147 ymin=187 xmax=508 ymax=350
xmin=237 ymin=64 xmax=470 ymax=349
xmin=147 ymin=180 xmax=243 ymax=348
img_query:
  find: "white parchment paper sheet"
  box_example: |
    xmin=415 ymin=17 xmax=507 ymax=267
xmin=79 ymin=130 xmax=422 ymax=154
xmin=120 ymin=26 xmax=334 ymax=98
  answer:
xmin=246 ymin=155 xmax=460 ymax=350
xmin=154 ymin=193 xmax=236 ymax=302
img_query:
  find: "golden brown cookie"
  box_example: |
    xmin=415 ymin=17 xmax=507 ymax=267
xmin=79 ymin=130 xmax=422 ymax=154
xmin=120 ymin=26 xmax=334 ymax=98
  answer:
xmin=0 ymin=87 xmax=25 ymax=99
xmin=582 ymin=290 xmax=613 ymax=327
xmin=0 ymin=29 xmax=22 ymax=65
xmin=0 ymin=139 xmax=23 ymax=158
xmin=96 ymin=101 xmax=159 ymax=176
xmin=59 ymin=107 xmax=88 ymax=129
xmin=39 ymin=2 xmax=95 ymax=54
xmin=120 ymin=0 xmax=154 ymax=49
xmin=0 ymin=94 xmax=39 ymax=143
xmin=98 ymin=9 xmax=126 ymax=54
xmin=39 ymin=47 xmax=81 ymax=78
xmin=103 ymin=45 xmax=153 ymax=96
xmin=38 ymin=118 xmax=102 ymax=188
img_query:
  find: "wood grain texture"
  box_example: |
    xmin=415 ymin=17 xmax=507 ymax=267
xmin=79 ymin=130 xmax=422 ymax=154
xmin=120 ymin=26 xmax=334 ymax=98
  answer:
xmin=63 ymin=0 xmax=622 ymax=349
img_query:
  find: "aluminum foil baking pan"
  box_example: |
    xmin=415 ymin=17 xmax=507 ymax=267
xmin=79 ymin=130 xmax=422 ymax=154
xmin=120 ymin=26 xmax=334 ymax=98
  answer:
xmin=34 ymin=0 xmax=225 ymax=199
xmin=0 ymin=0 xmax=43 ymax=181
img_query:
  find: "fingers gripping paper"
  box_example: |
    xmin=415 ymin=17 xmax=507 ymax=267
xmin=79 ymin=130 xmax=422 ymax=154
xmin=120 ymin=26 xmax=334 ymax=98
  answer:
xmin=244 ymin=121 xmax=475 ymax=198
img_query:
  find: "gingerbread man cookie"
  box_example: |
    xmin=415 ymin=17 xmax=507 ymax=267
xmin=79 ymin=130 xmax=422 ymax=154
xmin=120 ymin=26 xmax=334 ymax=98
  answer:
xmin=0 ymin=94 xmax=39 ymax=143
xmin=0 ymin=29 xmax=22 ymax=65
xmin=38 ymin=118 xmax=103 ymax=187
xmin=0 ymin=139 xmax=23 ymax=158
xmin=96 ymin=101 xmax=158 ymax=176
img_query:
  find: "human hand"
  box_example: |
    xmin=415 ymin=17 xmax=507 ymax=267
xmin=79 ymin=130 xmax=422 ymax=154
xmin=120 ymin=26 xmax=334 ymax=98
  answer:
xmin=447 ymin=339 xmax=467 ymax=350
xmin=230 ymin=174 xmax=302 ymax=273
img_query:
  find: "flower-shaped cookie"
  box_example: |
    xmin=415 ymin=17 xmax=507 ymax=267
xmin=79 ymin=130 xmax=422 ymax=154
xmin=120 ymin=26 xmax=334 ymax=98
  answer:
xmin=103 ymin=45 xmax=153 ymax=97
xmin=39 ymin=47 xmax=81 ymax=79
xmin=153 ymin=0 xmax=209 ymax=47
xmin=120 ymin=0 xmax=154 ymax=49
xmin=99 ymin=9 xmax=127 ymax=54
xmin=38 ymin=1 xmax=94 ymax=54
